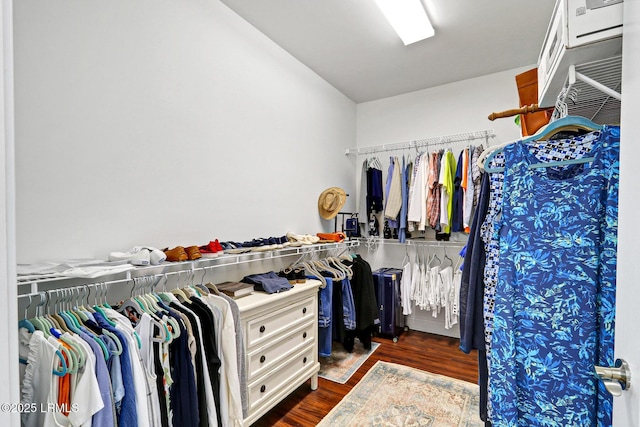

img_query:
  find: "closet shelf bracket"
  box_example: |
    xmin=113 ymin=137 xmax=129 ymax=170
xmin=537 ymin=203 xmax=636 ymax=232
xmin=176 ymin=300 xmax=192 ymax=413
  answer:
xmin=552 ymin=56 xmax=622 ymax=124
xmin=569 ymin=64 xmax=621 ymax=101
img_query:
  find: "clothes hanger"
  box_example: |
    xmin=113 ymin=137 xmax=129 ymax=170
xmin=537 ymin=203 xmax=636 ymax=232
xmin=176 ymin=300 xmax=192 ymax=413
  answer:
xmin=50 ymin=327 xmax=84 ymax=374
xmin=316 ymin=259 xmax=342 ymax=280
xmin=329 ymin=256 xmax=352 ymax=279
xmin=523 ymin=115 xmax=603 ymax=143
xmin=68 ymin=286 xmax=109 ymax=360
xmin=18 ymin=295 xmax=36 ymax=333
xmin=93 ymin=283 xmax=117 ymax=327
xmin=18 ymin=304 xmax=69 ymax=376
xmin=31 ymin=292 xmax=55 ymax=337
xmin=137 ymin=277 xmax=172 ymax=343
xmin=19 ymin=293 xmax=69 ymax=375
xmin=51 ymin=289 xmax=88 ymax=371
xmin=299 ymin=260 xmax=327 ymax=288
xmin=171 ymin=272 xmax=193 ymax=303
xmin=483 ymin=115 xmax=603 ymax=173
xmin=442 ymin=248 xmax=454 ymax=268
xmin=429 ymin=251 xmax=441 ymax=268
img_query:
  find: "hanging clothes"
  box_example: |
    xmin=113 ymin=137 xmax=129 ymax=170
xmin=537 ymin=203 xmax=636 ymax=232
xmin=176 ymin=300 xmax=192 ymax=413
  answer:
xmin=385 ymin=156 xmax=403 ymax=226
xmin=19 ymin=285 xmax=246 ymax=427
xmin=463 ymin=147 xmax=475 ymax=233
xmin=408 ymin=152 xmax=428 ymax=231
xmin=451 ymin=150 xmax=465 ymax=232
xmin=398 ymin=156 xmax=410 ymax=243
xmin=367 ymin=159 xmax=384 ymax=236
xmin=489 ymin=127 xmax=619 ymax=426
xmin=438 ymin=150 xmax=456 ymax=239
xmin=358 ymin=159 xmax=369 ymax=236
xmin=400 ymin=253 xmax=412 ymax=315
xmin=342 ymin=255 xmax=378 ymax=352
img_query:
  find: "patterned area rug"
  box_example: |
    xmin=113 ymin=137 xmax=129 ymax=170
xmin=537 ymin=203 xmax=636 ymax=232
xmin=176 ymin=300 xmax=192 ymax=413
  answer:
xmin=318 ymin=361 xmax=484 ymax=427
xmin=318 ymin=341 xmax=380 ymax=384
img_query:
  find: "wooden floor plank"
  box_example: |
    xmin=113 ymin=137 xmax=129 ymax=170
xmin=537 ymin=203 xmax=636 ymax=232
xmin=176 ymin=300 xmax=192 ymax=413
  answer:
xmin=251 ymin=330 xmax=479 ymax=426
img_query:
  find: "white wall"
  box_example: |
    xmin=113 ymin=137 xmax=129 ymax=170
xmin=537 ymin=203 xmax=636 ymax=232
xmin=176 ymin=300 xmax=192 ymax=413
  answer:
xmin=355 ymin=67 xmax=528 ymax=336
xmin=356 ymin=66 xmax=529 ymax=148
xmin=13 ymin=0 xmax=356 ymax=264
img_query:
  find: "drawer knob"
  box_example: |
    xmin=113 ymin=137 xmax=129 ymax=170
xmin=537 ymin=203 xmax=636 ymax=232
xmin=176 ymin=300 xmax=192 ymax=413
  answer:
xmin=260 ymin=385 xmax=266 ymax=393
xmin=260 ymin=355 xmax=266 ymax=363
xmin=303 ymin=332 xmax=307 ymax=339
xmin=303 ymin=357 xmax=307 ymax=364
xmin=302 ymin=307 xmax=307 ymax=314
xmin=259 ymin=325 xmax=266 ymax=333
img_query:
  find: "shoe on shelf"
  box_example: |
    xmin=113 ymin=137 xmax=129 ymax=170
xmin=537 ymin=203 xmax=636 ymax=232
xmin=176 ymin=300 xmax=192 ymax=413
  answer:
xmin=278 ymin=268 xmax=297 ymax=284
xmin=267 ymin=237 xmax=284 ymax=249
xmin=295 ymin=268 xmax=306 ymax=284
xmin=163 ymin=246 xmax=188 ymax=262
xmin=279 ymin=236 xmax=291 ymax=247
xmin=132 ymin=246 xmax=167 ymax=265
xmin=286 ymin=232 xmax=320 ymax=245
xmin=213 ymin=239 xmax=225 ymax=255
xmin=109 ymin=249 xmax=151 ymax=266
xmin=199 ymin=241 xmax=220 ymax=258
xmin=185 ymin=246 xmax=202 ymax=261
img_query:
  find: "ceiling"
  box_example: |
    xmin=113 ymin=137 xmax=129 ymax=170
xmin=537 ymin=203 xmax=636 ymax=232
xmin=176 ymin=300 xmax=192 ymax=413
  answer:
xmin=218 ymin=0 xmax=557 ymax=103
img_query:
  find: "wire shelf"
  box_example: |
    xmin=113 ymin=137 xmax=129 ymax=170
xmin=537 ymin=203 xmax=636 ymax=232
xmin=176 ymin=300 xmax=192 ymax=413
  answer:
xmin=345 ymin=130 xmax=496 ymax=156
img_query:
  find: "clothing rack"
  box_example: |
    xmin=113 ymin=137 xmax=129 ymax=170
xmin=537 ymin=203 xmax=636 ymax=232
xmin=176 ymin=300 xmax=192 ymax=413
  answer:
xmin=17 ymin=240 xmax=361 ymax=298
xmin=361 ymin=237 xmax=466 ymax=248
xmin=381 ymin=238 xmax=466 ymax=248
xmin=344 ymin=130 xmax=496 ymax=156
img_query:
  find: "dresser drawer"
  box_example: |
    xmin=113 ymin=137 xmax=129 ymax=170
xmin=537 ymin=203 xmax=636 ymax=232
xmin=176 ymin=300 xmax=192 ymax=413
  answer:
xmin=248 ymin=344 xmax=316 ymax=412
xmin=246 ymin=320 xmax=315 ymax=382
xmin=246 ymin=296 xmax=315 ymax=348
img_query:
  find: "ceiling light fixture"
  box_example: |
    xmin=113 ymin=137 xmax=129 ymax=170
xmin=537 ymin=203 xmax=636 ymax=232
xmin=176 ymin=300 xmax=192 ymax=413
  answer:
xmin=374 ymin=0 xmax=435 ymax=45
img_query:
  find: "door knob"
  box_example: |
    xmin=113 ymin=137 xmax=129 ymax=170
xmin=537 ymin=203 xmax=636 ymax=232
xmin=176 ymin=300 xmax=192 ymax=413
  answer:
xmin=595 ymin=358 xmax=631 ymax=397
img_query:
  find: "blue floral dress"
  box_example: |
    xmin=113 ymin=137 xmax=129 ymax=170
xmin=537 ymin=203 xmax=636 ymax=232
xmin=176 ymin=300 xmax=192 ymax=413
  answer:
xmin=490 ymin=127 xmax=619 ymax=427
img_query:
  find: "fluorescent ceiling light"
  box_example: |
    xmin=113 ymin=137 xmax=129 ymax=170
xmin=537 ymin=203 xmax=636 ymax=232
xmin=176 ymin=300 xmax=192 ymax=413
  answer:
xmin=374 ymin=0 xmax=435 ymax=45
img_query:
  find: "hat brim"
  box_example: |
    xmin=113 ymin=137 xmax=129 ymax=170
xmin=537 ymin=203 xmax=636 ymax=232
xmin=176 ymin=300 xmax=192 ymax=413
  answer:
xmin=318 ymin=187 xmax=347 ymax=220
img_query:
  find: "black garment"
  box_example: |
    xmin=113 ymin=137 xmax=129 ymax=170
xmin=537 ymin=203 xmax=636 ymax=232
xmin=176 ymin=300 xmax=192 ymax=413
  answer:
xmin=169 ymin=303 xmax=208 ymax=427
xmin=189 ymin=298 xmax=224 ymax=427
xmin=164 ymin=305 xmax=200 ymax=427
xmin=343 ymin=325 xmax=376 ymax=352
xmin=367 ymin=167 xmax=384 ymax=214
xmin=451 ymin=150 xmax=465 ymax=232
xmin=459 ymin=172 xmax=491 ymax=423
xmin=342 ymin=255 xmax=378 ymax=351
xmin=332 ymin=279 xmax=345 ymax=345
xmin=459 ymin=172 xmax=490 ymax=353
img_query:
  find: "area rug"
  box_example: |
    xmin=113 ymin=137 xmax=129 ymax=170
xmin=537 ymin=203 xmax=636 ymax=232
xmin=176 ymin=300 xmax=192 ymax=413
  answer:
xmin=318 ymin=360 xmax=484 ymax=427
xmin=318 ymin=341 xmax=380 ymax=384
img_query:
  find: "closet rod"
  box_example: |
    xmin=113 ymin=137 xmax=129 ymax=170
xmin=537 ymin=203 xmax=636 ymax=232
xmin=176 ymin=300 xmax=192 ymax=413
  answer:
xmin=344 ymin=129 xmax=495 ymax=156
xmin=367 ymin=238 xmax=467 ymax=248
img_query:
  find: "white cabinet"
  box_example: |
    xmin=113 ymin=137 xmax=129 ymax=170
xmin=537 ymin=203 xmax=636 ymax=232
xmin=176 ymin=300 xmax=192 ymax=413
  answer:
xmin=235 ymin=280 xmax=321 ymax=426
xmin=538 ymin=0 xmax=623 ymax=107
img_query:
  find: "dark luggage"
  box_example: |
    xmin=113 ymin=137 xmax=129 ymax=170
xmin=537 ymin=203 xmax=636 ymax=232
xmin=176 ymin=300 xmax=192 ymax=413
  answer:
xmin=372 ymin=267 xmax=405 ymax=342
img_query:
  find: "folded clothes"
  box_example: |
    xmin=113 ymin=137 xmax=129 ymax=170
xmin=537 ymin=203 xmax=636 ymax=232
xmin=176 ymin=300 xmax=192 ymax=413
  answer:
xmin=241 ymin=271 xmax=292 ymax=294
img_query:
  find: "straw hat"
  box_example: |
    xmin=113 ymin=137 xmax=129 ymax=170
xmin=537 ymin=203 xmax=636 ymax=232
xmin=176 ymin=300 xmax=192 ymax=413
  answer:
xmin=318 ymin=187 xmax=347 ymax=220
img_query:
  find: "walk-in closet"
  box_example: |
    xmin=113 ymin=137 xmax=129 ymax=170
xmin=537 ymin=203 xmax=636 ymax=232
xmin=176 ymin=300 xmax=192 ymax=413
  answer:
xmin=2 ymin=1 xmax=640 ymax=426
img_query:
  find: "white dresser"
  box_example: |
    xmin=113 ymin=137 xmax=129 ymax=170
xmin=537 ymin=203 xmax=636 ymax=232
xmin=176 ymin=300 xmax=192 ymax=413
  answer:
xmin=235 ymin=280 xmax=321 ymax=426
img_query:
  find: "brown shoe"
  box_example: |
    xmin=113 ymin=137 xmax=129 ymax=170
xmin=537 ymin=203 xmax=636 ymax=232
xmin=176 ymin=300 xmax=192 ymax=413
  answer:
xmin=163 ymin=246 xmax=188 ymax=262
xmin=185 ymin=246 xmax=202 ymax=261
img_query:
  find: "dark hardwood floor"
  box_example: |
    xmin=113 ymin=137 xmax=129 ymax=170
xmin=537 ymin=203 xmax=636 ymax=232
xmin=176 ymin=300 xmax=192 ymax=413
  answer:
xmin=252 ymin=330 xmax=479 ymax=426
